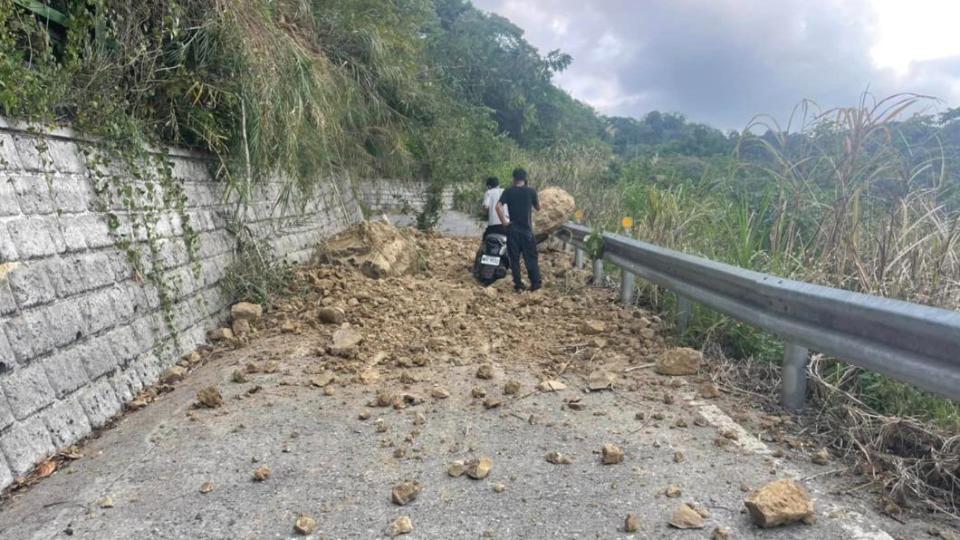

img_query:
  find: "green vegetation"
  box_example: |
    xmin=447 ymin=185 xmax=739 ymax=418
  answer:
xmin=3 ymin=1 xmax=958 ymax=427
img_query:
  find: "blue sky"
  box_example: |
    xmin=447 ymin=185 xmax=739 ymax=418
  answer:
xmin=473 ymin=0 xmax=960 ymax=129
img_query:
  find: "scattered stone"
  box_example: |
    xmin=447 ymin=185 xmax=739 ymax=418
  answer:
xmin=654 ymin=347 xmax=702 ymax=376
xmin=252 ymin=466 xmax=271 ymax=481
xmin=391 ymin=481 xmax=423 ymax=505
xmin=587 ymin=369 xmax=615 ymax=391
xmin=601 ymin=443 xmax=624 ymax=465
xmin=744 ymin=479 xmax=815 ymax=528
xmin=199 ymin=481 xmax=214 ymax=494
xmin=538 ymin=380 xmax=567 ymax=392
xmin=317 ymin=306 xmax=346 ymax=324
xmin=493 ymin=482 xmax=506 ymax=493
xmin=388 ymin=516 xmax=413 ymax=537
xmin=431 ymin=386 xmax=451 ymax=399
xmin=97 ymin=496 xmax=114 ymax=508
xmin=359 ymin=367 xmax=381 ymax=384
xmin=476 ymin=364 xmax=495 ymax=379
xmin=323 ymin=386 xmax=336 ymax=396
xmin=700 ymin=382 xmax=721 ymax=399
xmin=160 ymin=366 xmax=186 ymax=384
xmin=231 ymin=369 xmax=248 ymax=383
xmin=466 ymin=456 xmax=493 ymax=479
xmin=207 ymin=327 xmax=234 ymax=341
xmin=581 ymin=320 xmax=606 ymax=335
xmin=811 ymin=448 xmax=831 ymax=465
xmin=232 ymin=319 xmax=252 ymax=338
xmin=483 ymin=397 xmax=502 ymax=409
xmin=471 ymin=387 xmax=487 ymax=398
xmin=375 ymin=419 xmax=388 ymax=433
xmin=665 ymin=484 xmax=682 ymax=498
xmin=669 ymin=503 xmax=706 ymax=529
xmin=545 ymin=452 xmax=572 ymax=465
xmin=196 ymin=386 xmax=223 ymax=408
xmin=624 ymin=513 xmax=640 ymax=533
xmin=712 ymin=526 xmax=732 ymax=540
xmin=663 ymin=393 xmax=675 ymax=405
xmin=634 ymin=412 xmax=645 ymax=420
xmin=231 ymin=302 xmax=263 ymax=322
xmin=674 ymin=418 xmax=687 ymax=428
xmin=329 ymin=327 xmax=363 ymax=357
xmin=309 ymin=373 xmax=336 ymax=388
xmin=294 ymin=515 xmax=317 ymax=535
xmin=673 ymin=451 xmax=685 ymax=463
xmin=720 ymin=428 xmax=739 ymax=440
xmin=413 ymin=412 xmax=426 ymax=426
xmin=689 ymin=502 xmax=711 ymax=518
xmin=503 ymin=380 xmax=522 ymax=395
xmin=447 ymin=460 xmax=466 ymax=477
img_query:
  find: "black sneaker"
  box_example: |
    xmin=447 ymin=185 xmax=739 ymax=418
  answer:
xmin=514 ymin=284 xmax=527 ymax=293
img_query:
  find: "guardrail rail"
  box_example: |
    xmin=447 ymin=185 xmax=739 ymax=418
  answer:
xmin=556 ymin=222 xmax=960 ymax=411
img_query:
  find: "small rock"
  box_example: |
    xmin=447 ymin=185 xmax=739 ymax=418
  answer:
xmin=231 ymin=302 xmax=263 ymax=322
xmin=493 ymin=483 xmax=506 ymax=493
xmin=601 ymin=443 xmax=624 ymax=465
xmin=811 ymin=448 xmax=831 ymax=465
xmin=654 ymin=348 xmax=702 ymax=376
xmin=294 ymin=515 xmax=317 ymax=535
xmin=700 ymin=382 xmax=721 ymax=399
xmin=545 ymin=451 xmax=572 ymax=465
xmin=689 ymin=502 xmax=711 ymax=518
xmin=669 ymin=503 xmax=705 ymax=529
xmin=503 ymin=380 xmax=522 ymax=395
xmin=665 ymin=484 xmax=682 ymax=498
xmin=160 ymin=366 xmax=186 ymax=384
xmin=97 ymin=496 xmax=114 ymax=508
xmin=317 ymin=306 xmax=346 ymax=324
xmin=431 ymin=386 xmax=451 ymax=399
xmin=712 ymin=526 xmax=732 ymax=540
xmin=388 ymin=516 xmax=413 ymax=537
xmin=476 ymin=364 xmax=495 ymax=379
xmin=673 ymin=451 xmax=685 ymax=463
xmin=471 ymin=387 xmax=487 ymax=398
xmin=359 ymin=367 xmax=381 ymax=384
xmin=538 ymin=380 xmax=567 ymax=392
xmin=310 ymin=373 xmax=336 ymax=388
xmin=252 ymin=466 xmax=271 ymax=481
xmin=466 ymin=456 xmax=493 ymax=479
xmin=581 ymin=320 xmax=606 ymax=335
xmin=391 ymin=481 xmax=423 ymax=505
xmin=196 ymin=386 xmax=223 ymax=408
xmin=663 ymin=393 xmax=675 ymax=405
xmin=483 ymin=397 xmax=502 ymax=409
xmin=232 ymin=319 xmax=252 ymax=338
xmin=447 ymin=460 xmax=467 ymax=477
xmin=230 ymin=370 xmax=248 ymax=383
xmin=624 ymin=513 xmax=640 ymax=533
xmin=199 ymin=481 xmax=214 ymax=494
xmin=329 ymin=327 xmax=363 ymax=357
xmin=587 ymin=369 xmax=615 ymax=391
xmin=674 ymin=418 xmax=687 ymax=428
xmin=207 ymin=327 xmax=234 ymax=341
xmin=413 ymin=412 xmax=426 ymax=426
xmin=744 ymin=479 xmax=815 ymax=528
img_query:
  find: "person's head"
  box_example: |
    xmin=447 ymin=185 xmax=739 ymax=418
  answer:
xmin=485 ymin=176 xmax=499 ymax=189
xmin=512 ymin=167 xmax=528 ymax=185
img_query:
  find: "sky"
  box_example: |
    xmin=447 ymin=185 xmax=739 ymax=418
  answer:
xmin=471 ymin=0 xmax=960 ymax=130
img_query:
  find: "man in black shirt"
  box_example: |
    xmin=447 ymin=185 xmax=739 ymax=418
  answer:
xmin=496 ymin=168 xmax=542 ymax=292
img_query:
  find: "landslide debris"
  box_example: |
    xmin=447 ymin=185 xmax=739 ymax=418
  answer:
xmin=744 ymin=479 xmax=815 ymax=528
xmin=315 ymin=220 xmax=417 ymax=279
xmin=534 ymin=187 xmax=576 ymax=242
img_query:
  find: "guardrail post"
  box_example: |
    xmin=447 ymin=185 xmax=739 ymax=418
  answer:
xmin=782 ymin=343 xmax=809 ymax=412
xmin=677 ymin=296 xmax=693 ymax=333
xmin=592 ymin=258 xmax=604 ymax=286
xmin=574 ymin=248 xmax=585 ymax=270
xmin=620 ymin=270 xmax=636 ymax=305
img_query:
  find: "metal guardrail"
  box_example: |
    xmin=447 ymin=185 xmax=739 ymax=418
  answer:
xmin=556 ymin=222 xmax=960 ymax=411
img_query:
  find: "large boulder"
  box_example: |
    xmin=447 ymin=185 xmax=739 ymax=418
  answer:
xmin=316 ymin=220 xmax=416 ymax=279
xmin=534 ymin=187 xmax=575 ymax=242
xmin=654 ymin=347 xmax=702 ymax=376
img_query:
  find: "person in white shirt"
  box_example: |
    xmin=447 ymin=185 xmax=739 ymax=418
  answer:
xmin=481 ymin=176 xmax=508 ymax=238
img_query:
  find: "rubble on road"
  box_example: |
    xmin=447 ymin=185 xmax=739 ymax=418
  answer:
xmin=744 ymin=479 xmax=815 ymax=528
xmin=391 ymin=481 xmax=422 ymax=505
xmin=669 ymin=503 xmax=706 ymax=529
xmin=388 ymin=516 xmax=413 ymax=537
xmin=655 ymin=347 xmax=702 ymax=376
xmin=315 ymin=220 xmax=417 ymax=279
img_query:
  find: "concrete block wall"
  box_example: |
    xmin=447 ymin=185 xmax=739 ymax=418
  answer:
xmin=357 ymin=179 xmax=453 ymax=214
xmin=0 ymin=122 xmax=366 ymax=488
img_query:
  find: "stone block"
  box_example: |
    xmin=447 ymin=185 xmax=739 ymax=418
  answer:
xmin=0 ymin=176 xmax=20 ymax=216
xmin=0 ymin=134 xmax=21 ymax=171
xmin=12 ymin=135 xmax=49 ymax=172
xmin=0 ymin=452 xmax=13 ymax=490
xmin=78 ymin=335 xmax=118 ymax=379
xmin=0 ymin=416 xmax=55 ymax=475
xmin=78 ymin=288 xmax=118 ymax=335
xmin=0 ymin=280 xmax=16 ymax=315
xmin=0 ymin=391 xmax=14 ymax=430
xmin=3 ymin=309 xmax=53 ymax=361
xmin=130 ymin=353 xmax=162 ymax=388
xmin=0 ymin=222 xmax=18 ymax=262
xmin=7 ymin=217 xmax=59 ymax=259
xmin=1 ymin=362 xmax=56 ymax=419
xmin=77 ymin=378 xmax=121 ymax=428
xmin=11 ymin=174 xmax=54 ymax=215
xmin=56 ymin=217 xmax=87 ymax=252
xmin=40 ymin=346 xmax=91 ymax=397
xmin=108 ymin=285 xmax=134 ymax=324
xmin=109 ymin=366 xmax=143 ymax=404
xmin=46 ymin=140 xmax=85 ymax=175
xmin=104 ymin=326 xmax=139 ymax=366
xmin=50 ymin=176 xmax=94 ymax=214
xmin=61 ymin=214 xmax=112 ymax=249
xmin=40 ymin=396 xmax=91 ymax=448
xmin=7 ymin=260 xmax=57 ymax=308
xmin=43 ymin=300 xmax=84 ymax=349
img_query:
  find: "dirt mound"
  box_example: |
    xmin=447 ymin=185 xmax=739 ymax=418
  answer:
xmin=316 ymin=220 xmax=417 ymax=278
xmin=535 ymin=187 xmax=575 ymax=242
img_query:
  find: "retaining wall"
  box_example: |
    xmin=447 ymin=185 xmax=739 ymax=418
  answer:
xmin=0 ymin=121 xmax=379 ymax=488
xmin=356 ymin=179 xmax=454 ymax=214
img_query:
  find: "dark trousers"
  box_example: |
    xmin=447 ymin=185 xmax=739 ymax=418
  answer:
xmin=507 ymin=226 xmax=541 ymax=289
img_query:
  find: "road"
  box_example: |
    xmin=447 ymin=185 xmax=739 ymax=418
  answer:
xmin=0 ymin=212 xmax=939 ymax=539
